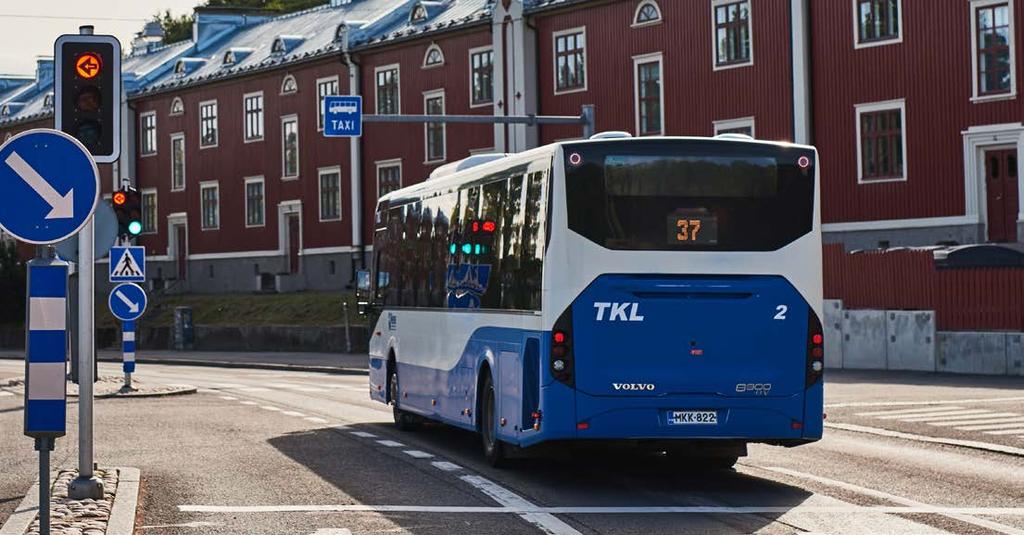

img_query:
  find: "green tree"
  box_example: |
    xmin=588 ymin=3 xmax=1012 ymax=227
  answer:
xmin=152 ymin=0 xmax=328 ymax=44
xmin=152 ymin=10 xmax=194 ymax=45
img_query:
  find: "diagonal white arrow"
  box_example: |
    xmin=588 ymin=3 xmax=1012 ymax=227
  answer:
xmin=115 ymin=290 xmax=140 ymax=314
xmin=4 ymin=151 xmax=74 ymax=219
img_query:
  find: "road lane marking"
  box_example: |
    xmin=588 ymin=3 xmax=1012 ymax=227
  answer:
xmin=219 ymin=396 xmax=237 ymax=401
xmin=431 ymin=461 xmax=462 ymax=472
xmin=755 ymin=465 xmax=1024 ymax=535
xmin=0 ymin=391 xmax=12 ymax=397
xmin=403 ymin=450 xmax=433 ymax=459
xmin=239 ymin=401 xmax=257 ymax=406
xmin=176 ymin=504 xmax=1024 ymax=515
xmin=900 ymin=411 xmax=1008 ymax=422
xmin=459 ymin=475 xmax=581 ymax=535
xmin=304 ymin=417 xmax=329 ymax=424
xmin=825 ymin=422 xmax=1024 ymax=457
xmin=984 ymin=428 xmax=1024 ymax=435
xmin=236 ymin=387 xmax=271 ymax=392
xmin=282 ymin=411 xmax=306 ymax=417
xmin=140 ymin=521 xmax=224 ymax=529
xmin=856 ymin=406 xmax=964 ymax=417
xmin=957 ymin=420 xmax=1024 ymax=431
xmin=311 ymin=530 xmax=353 ymax=535
xmin=830 ymin=397 xmax=1024 ymax=409
xmin=376 ymin=440 xmax=404 ymax=447
xmin=933 ymin=416 xmax=1024 ymax=427
xmin=350 ymin=431 xmax=377 ymax=438
xmin=260 ymin=406 xmax=281 ymax=412
xmin=879 ymin=409 xmax=989 ymax=420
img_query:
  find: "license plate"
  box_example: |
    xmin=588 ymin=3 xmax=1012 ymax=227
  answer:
xmin=668 ymin=410 xmax=718 ymax=425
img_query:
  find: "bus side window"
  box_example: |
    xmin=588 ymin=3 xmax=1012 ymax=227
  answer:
xmin=480 ymin=179 xmax=508 ymax=309
xmin=519 ymin=171 xmax=547 ymax=310
xmin=501 ymin=175 xmax=525 ymax=310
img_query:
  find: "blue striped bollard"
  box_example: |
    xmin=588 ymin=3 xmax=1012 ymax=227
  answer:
xmin=122 ymin=320 xmax=136 ymax=390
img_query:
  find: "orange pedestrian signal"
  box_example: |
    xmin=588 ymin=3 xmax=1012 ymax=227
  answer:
xmin=75 ymin=53 xmax=101 ymax=79
xmin=112 ymin=191 xmax=126 ymax=205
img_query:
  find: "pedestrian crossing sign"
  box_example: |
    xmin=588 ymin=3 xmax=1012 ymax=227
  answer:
xmin=109 ymin=246 xmax=145 ymax=283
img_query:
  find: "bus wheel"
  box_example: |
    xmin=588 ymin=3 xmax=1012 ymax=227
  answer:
xmin=480 ymin=374 xmax=507 ymax=467
xmin=390 ymin=370 xmax=419 ymax=431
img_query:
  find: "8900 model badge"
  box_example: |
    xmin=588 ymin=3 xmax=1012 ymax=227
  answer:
xmin=736 ymin=383 xmax=772 ymax=395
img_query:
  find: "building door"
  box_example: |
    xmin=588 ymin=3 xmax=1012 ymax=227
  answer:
xmin=287 ymin=214 xmax=300 ymax=274
xmin=985 ymin=149 xmax=1020 ymax=242
xmin=174 ymin=225 xmax=188 ymax=280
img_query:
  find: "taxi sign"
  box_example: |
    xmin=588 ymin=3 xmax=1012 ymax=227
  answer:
xmin=75 ymin=53 xmax=101 ymax=79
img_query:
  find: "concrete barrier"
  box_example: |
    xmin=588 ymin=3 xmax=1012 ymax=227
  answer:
xmin=937 ymin=332 xmax=1007 ymax=375
xmin=841 ymin=310 xmax=887 ymax=369
xmin=1008 ymin=333 xmax=1024 ymax=376
xmin=885 ymin=311 xmax=936 ymax=371
xmin=823 ymin=299 xmax=844 ymax=369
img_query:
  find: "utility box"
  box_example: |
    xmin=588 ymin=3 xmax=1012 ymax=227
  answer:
xmin=937 ymin=332 xmax=1007 ymax=375
xmin=822 ymin=299 xmax=844 ymax=369
xmin=885 ymin=311 xmax=936 ymax=371
xmin=841 ymin=310 xmax=887 ymax=369
xmin=173 ymin=306 xmax=194 ymax=350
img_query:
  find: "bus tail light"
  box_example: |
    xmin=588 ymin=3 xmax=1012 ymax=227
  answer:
xmin=551 ymin=307 xmax=574 ymax=386
xmin=806 ymin=308 xmax=824 ymax=387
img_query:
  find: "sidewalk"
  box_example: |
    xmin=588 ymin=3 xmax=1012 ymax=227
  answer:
xmin=0 ymin=349 xmax=369 ymax=374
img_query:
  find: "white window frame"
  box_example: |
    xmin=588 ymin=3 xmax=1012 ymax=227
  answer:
xmin=169 ymin=96 xmax=184 ymax=116
xmin=970 ymin=0 xmax=1018 ymax=103
xmin=375 ymin=158 xmax=403 ymax=198
xmin=713 ymin=116 xmax=756 ymax=137
xmin=243 ymin=91 xmax=264 ymax=143
xmin=852 ymin=0 xmax=904 ymax=49
xmin=423 ymin=89 xmax=446 ymax=164
xmin=374 ymin=63 xmax=401 ymax=114
xmin=316 ymin=75 xmax=340 ymax=131
xmin=281 ymin=74 xmax=298 ymax=95
xmin=139 ymin=111 xmax=157 ymax=157
xmin=855 ymin=98 xmax=908 ymax=184
xmin=317 ymin=166 xmax=343 ymax=222
xmin=281 ymin=114 xmax=300 ymax=180
xmin=199 ymin=181 xmax=220 ymax=231
xmin=552 ymin=27 xmax=588 ymax=95
xmin=633 ymin=52 xmax=665 ymax=136
xmin=422 ymin=43 xmax=445 ymax=69
xmin=632 ymin=0 xmax=663 ymax=28
xmin=468 ymin=46 xmax=494 ymax=108
xmin=244 ymin=176 xmax=266 ymax=228
xmin=198 ymin=99 xmax=219 ymax=149
xmin=170 ymin=132 xmax=186 ymax=192
xmin=141 ymin=188 xmax=158 ymax=235
xmin=711 ymin=0 xmax=755 ymax=71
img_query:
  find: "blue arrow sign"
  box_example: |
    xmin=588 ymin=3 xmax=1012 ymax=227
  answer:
xmin=0 ymin=129 xmax=99 ymax=244
xmin=109 ymin=246 xmax=146 ymax=283
xmin=323 ymin=95 xmax=362 ymax=138
xmin=108 ymin=283 xmax=147 ymax=322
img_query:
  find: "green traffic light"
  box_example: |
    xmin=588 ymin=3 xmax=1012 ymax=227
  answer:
xmin=128 ymin=221 xmax=143 ymax=235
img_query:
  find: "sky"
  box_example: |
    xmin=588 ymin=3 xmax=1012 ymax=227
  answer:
xmin=0 ymin=0 xmax=202 ymax=76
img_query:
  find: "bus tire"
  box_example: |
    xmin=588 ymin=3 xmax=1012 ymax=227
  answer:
xmin=480 ymin=374 xmax=507 ymax=467
xmin=390 ymin=368 xmax=419 ymax=431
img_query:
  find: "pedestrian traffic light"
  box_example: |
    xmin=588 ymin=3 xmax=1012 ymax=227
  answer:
xmin=112 ymin=186 xmax=142 ymax=237
xmin=54 ymin=32 xmax=121 ymax=163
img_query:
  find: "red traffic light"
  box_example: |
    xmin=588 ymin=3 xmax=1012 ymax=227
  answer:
xmin=112 ymin=191 xmax=126 ymax=205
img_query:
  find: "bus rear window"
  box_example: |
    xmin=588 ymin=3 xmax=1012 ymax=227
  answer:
xmin=564 ymin=140 xmax=815 ymax=252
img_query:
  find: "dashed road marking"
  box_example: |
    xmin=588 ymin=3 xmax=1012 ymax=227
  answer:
xmin=403 ymin=450 xmax=433 ymax=459
xmin=350 ymin=431 xmax=377 ymax=438
xmin=934 ymin=416 xmax=1024 ymax=427
xmin=431 ymin=461 xmax=462 ymax=472
xmin=856 ymin=406 xmax=964 ymax=417
xmin=899 ymin=411 xmax=1004 ymax=422
xmin=0 ymin=391 xmax=13 ymax=397
xmin=304 ymin=417 xmax=329 ymax=424
xmin=282 ymin=411 xmax=306 ymax=417
xmin=830 ymin=397 xmax=1024 ymax=409
xmin=236 ymin=387 xmax=271 ymax=392
xmin=879 ymin=409 xmax=986 ymax=420
xmin=239 ymin=401 xmax=257 ymax=406
xmin=219 ymin=396 xmax=237 ymax=401
xmin=957 ymin=420 xmax=1024 ymax=431
xmin=261 ymin=406 xmax=281 ymax=412
xmin=984 ymin=427 xmax=1024 ymax=435
xmin=376 ymin=440 xmax=404 ymax=447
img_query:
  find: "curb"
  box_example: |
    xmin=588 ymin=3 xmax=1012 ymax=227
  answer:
xmin=92 ymin=386 xmax=198 ymax=399
xmin=0 ymin=467 xmax=139 ymax=535
xmin=0 ymin=475 xmax=42 ymax=535
xmin=825 ymin=422 xmax=1024 ymax=458
xmin=128 ymin=358 xmax=369 ymax=375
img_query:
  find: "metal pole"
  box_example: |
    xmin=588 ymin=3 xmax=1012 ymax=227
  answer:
xmin=342 ymin=301 xmax=352 ymax=354
xmin=581 ymin=105 xmax=596 ymax=139
xmin=35 ymin=437 xmax=52 ymax=535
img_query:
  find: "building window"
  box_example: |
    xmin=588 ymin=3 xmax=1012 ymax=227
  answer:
xmin=854 ymin=0 xmax=901 ymax=46
xmin=244 ymin=92 xmax=264 ymax=142
xmin=281 ymin=74 xmax=298 ymax=95
xmin=199 ymin=100 xmax=218 ymax=148
xmin=171 ymin=133 xmax=185 ymax=191
xmin=856 ymin=100 xmax=907 ymax=183
xmin=141 ymin=189 xmax=158 ymax=234
xmin=634 ymin=53 xmax=664 ymax=136
xmin=410 ymin=2 xmax=428 ymax=23
xmin=318 ymin=167 xmax=342 ymax=221
xmin=140 ymin=112 xmax=157 ymax=156
xmin=282 ymin=115 xmax=299 ymax=179
xmin=245 ymin=177 xmax=265 ymax=227
xmin=554 ymin=28 xmax=587 ymax=93
xmin=376 ymin=65 xmax=400 ymax=114
xmin=713 ymin=116 xmax=756 ymax=137
xmin=169 ymin=97 xmax=184 ymax=116
xmin=200 ymin=182 xmax=220 ymax=230
xmin=423 ymin=44 xmax=445 ymax=68
xmin=713 ymin=0 xmax=752 ymax=68
xmin=424 ymin=91 xmax=445 ymax=163
xmin=316 ymin=76 xmax=339 ymax=130
xmin=470 ymin=47 xmax=493 ymax=106
xmin=376 ymin=160 xmax=402 ymax=198
xmin=973 ymin=1 xmax=1015 ymax=99
xmin=633 ymin=0 xmax=663 ymax=26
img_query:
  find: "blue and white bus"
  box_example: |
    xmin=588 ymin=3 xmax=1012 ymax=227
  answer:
xmin=361 ymin=134 xmax=824 ymax=467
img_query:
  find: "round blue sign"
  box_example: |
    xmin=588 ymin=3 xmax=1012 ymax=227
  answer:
xmin=0 ymin=129 xmax=99 ymax=244
xmin=108 ymin=283 xmax=148 ymax=322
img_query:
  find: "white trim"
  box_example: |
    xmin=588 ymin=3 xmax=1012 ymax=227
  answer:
xmin=281 ymin=114 xmax=300 ymax=180
xmin=792 ymin=0 xmax=812 ymax=144
xmin=632 ymin=52 xmax=665 ymax=136
xmin=318 ymin=166 xmax=343 ymax=222
xmin=140 ymin=187 xmax=158 ymax=235
xmin=468 ymin=146 xmax=496 ymax=155
xmin=244 ymin=175 xmax=266 ymax=228
xmin=422 ymin=43 xmax=445 ymax=69
xmin=198 ymin=99 xmax=219 ymax=149
xmin=855 ymin=98 xmax=908 ymax=184
xmin=711 ymin=0 xmax=755 ymax=71
xmin=970 ymin=0 xmax=1017 ymax=102
xmin=375 ymin=158 xmax=403 ymax=199
xmin=169 ymin=96 xmax=184 ymax=116
xmin=199 ymin=180 xmax=220 ymax=231
xmin=374 ymin=63 xmax=401 ymax=114
xmin=280 ymin=74 xmax=298 ymax=95
xmin=631 ymin=0 xmax=663 ymax=28
xmin=468 ymin=45 xmax=494 ymax=108
xmin=823 ymin=215 xmax=979 ymax=232
xmin=713 ymin=116 xmax=756 ymax=137
xmin=423 ymin=89 xmax=446 ymax=164
xmin=242 ymin=91 xmax=265 ymax=143
xmin=961 ymin=122 xmax=1024 ymax=232
xmin=279 ymin=201 xmax=303 ymax=266
xmin=302 ymin=245 xmax=357 ymax=256
xmin=139 ymin=111 xmax=157 ymax=157
xmin=167 ymin=213 xmax=188 ymax=271
xmin=316 ymin=75 xmax=340 ymax=131
xmin=170 ymin=132 xmax=186 ymax=192
xmin=552 ymin=26 xmax=588 ymax=95
xmin=189 ymin=249 xmax=281 ymax=261
xmin=852 ymin=0 xmax=904 ymax=49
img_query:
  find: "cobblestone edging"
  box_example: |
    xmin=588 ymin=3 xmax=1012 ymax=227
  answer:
xmin=26 ymin=469 xmax=118 ymax=535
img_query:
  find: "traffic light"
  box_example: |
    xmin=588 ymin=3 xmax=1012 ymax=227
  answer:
xmin=112 ymin=186 xmax=142 ymax=237
xmin=54 ymin=33 xmax=121 ymax=163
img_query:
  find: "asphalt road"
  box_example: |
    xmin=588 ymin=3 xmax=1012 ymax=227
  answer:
xmin=1 ymin=362 xmax=1023 ymax=534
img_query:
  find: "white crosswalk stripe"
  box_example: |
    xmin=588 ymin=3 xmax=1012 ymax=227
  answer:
xmin=856 ymin=406 xmax=964 ymax=417
xmin=959 ymin=420 xmax=1024 ymax=431
xmin=933 ymin=416 xmax=1024 ymax=427
xmin=879 ymin=409 xmax=989 ymax=420
xmin=984 ymin=427 xmax=1024 ymax=435
xmin=898 ymin=410 xmax=1004 ymax=422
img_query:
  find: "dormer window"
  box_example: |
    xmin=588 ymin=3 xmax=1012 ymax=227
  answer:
xmin=223 ymin=51 xmax=235 ymax=65
xmin=410 ymin=3 xmax=428 ymax=23
xmin=1 ymin=105 xmax=9 ymax=117
xmin=272 ymin=38 xmax=286 ymax=55
xmin=43 ymin=93 xmax=54 ymax=109
xmin=174 ymin=58 xmax=207 ymax=77
xmin=271 ymin=35 xmax=305 ymax=56
xmin=170 ymin=97 xmax=184 ymax=116
xmin=281 ymin=74 xmax=298 ymax=95
xmin=423 ymin=44 xmax=444 ymax=68
xmin=222 ymin=47 xmax=255 ymax=68
xmin=335 ymin=24 xmax=347 ymax=42
xmin=633 ymin=0 xmax=662 ymax=26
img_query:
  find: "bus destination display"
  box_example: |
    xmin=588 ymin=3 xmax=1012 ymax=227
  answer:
xmin=668 ymin=209 xmax=718 ymax=245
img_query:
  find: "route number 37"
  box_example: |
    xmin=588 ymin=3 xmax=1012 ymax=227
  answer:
xmin=676 ymin=219 xmax=702 ymax=241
